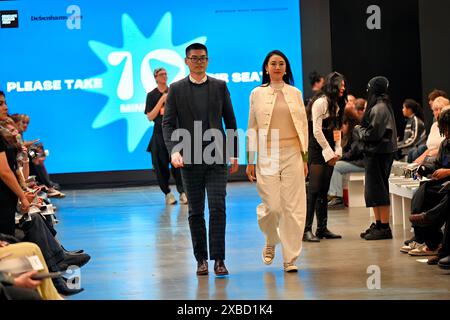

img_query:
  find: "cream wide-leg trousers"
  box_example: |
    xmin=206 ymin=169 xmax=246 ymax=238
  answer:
xmin=255 ymin=145 xmax=306 ymax=264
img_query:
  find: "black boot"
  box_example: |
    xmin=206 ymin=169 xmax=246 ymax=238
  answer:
xmin=61 ymin=245 xmax=84 ymax=254
xmin=316 ymin=228 xmax=342 ymax=239
xmin=52 ymin=277 xmax=84 ymax=296
xmin=57 ymin=252 xmax=91 ymax=270
xmin=316 ymin=198 xmax=342 ymax=239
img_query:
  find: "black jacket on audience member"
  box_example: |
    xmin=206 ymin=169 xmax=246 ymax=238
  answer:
xmin=357 ymin=100 xmax=398 ymax=155
xmin=341 ymin=130 xmax=365 ymax=167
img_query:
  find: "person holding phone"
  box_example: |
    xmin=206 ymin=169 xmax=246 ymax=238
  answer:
xmin=0 ymin=241 xmax=63 ymax=300
xmin=0 ymin=91 xmax=30 ymax=236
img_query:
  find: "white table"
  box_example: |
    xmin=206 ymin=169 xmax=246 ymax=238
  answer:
xmin=388 ymin=177 xmax=421 ymax=229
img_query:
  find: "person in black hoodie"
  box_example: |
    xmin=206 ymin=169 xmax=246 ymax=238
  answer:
xmin=355 ymin=76 xmax=398 ymax=240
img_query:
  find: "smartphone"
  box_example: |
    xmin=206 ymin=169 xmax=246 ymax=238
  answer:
xmin=31 ymin=271 xmax=62 ymax=280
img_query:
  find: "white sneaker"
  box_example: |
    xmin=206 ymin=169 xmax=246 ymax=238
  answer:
xmin=408 ymin=243 xmax=439 ymax=256
xmin=262 ymin=245 xmax=275 ymax=265
xmin=179 ymin=193 xmax=188 ymax=204
xmin=165 ymin=192 xmax=177 ymax=205
xmin=283 ymin=262 xmax=298 ymax=273
xmin=400 ymin=241 xmax=423 ymax=253
xmin=47 ymin=188 xmax=66 ymax=198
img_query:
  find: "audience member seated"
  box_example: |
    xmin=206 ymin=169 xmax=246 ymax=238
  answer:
xmin=0 ymin=240 xmax=63 ymax=299
xmin=12 ymin=113 xmax=64 ymax=197
xmin=437 ymin=184 xmax=450 ymax=269
xmin=1 ymin=90 xmax=89 ymax=295
xmin=402 ymin=108 xmax=450 ymax=261
xmin=1 ymin=270 xmax=42 ymax=300
xmin=396 ymin=99 xmax=426 ymax=162
xmin=412 ymin=95 xmax=449 ymax=164
xmin=354 ymin=98 xmax=366 ymax=121
xmin=328 ymin=108 xmax=364 ymax=208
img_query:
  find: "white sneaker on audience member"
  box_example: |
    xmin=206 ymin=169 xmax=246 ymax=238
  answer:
xmin=400 ymin=241 xmax=423 ymax=253
xmin=47 ymin=188 xmax=66 ymax=198
xmin=179 ymin=193 xmax=188 ymax=204
xmin=408 ymin=243 xmax=440 ymax=256
xmin=165 ymin=192 xmax=177 ymax=205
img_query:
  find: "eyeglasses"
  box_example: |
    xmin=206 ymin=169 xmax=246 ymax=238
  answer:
xmin=187 ymin=56 xmax=208 ymax=63
xmin=156 ymin=72 xmax=167 ymax=77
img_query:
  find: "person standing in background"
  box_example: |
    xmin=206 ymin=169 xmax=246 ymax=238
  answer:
xmin=303 ymin=72 xmax=347 ymax=242
xmin=145 ymin=68 xmax=187 ymax=205
xmin=355 ymin=76 xmax=397 ymax=241
xmin=304 ymin=71 xmax=324 ymax=107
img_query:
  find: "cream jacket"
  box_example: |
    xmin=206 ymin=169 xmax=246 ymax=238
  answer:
xmin=247 ymin=84 xmax=308 ymax=164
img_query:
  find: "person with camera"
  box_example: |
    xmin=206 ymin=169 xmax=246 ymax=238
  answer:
xmin=11 ymin=113 xmax=65 ymax=198
xmin=404 ymin=107 xmax=450 ymax=262
xmin=1 ymin=92 xmax=87 ymax=295
xmin=0 ymin=91 xmax=31 ymax=236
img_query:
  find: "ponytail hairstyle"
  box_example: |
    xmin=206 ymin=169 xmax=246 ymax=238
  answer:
xmin=403 ymin=99 xmax=424 ymax=122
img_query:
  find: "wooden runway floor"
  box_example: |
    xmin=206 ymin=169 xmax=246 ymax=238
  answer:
xmin=51 ymin=182 xmax=450 ymax=300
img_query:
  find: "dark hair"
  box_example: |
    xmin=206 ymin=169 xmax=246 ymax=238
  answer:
xmin=438 ymin=107 xmax=450 ymax=137
xmin=354 ymin=98 xmax=366 ymax=111
xmin=309 ymin=71 xmax=323 ymax=87
xmin=428 ymin=89 xmax=448 ymax=102
xmin=403 ymin=99 xmax=424 ymax=122
xmin=342 ymin=107 xmax=361 ymax=146
xmin=261 ymin=50 xmax=294 ymax=86
xmin=366 ymin=76 xmax=391 ymax=109
xmin=0 ymin=90 xmax=4 ymax=97
xmin=343 ymin=107 xmax=361 ymax=127
xmin=185 ymin=43 xmax=208 ymax=57
xmin=306 ymin=71 xmax=347 ymax=128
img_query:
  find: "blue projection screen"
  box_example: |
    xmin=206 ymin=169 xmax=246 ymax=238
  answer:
xmin=0 ymin=0 xmax=303 ymax=174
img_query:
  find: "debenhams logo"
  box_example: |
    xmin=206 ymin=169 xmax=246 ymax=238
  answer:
xmin=0 ymin=10 xmax=19 ymax=28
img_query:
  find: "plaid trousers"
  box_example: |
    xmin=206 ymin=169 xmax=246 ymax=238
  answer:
xmin=181 ymin=164 xmax=228 ymax=261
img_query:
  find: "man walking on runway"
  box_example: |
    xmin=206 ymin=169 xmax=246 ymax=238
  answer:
xmin=162 ymin=43 xmax=238 ymax=276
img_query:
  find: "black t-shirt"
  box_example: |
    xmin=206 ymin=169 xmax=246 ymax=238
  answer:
xmin=144 ymin=88 xmax=167 ymax=134
xmin=0 ymin=135 xmax=18 ymax=204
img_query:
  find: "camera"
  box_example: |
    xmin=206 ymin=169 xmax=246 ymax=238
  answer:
xmin=28 ymin=142 xmax=45 ymax=160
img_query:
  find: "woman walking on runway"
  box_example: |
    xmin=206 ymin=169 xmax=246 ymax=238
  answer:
xmin=246 ymin=50 xmax=309 ymax=272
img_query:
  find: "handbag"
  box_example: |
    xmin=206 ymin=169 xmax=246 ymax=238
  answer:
xmin=417 ymin=156 xmax=437 ymax=178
